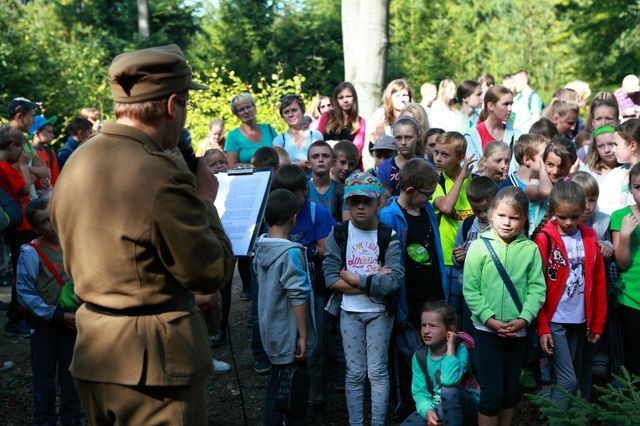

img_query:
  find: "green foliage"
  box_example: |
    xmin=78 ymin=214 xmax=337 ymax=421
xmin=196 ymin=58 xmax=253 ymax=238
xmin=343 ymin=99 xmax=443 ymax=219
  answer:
xmin=0 ymin=0 xmax=203 ymax=132
xmin=0 ymin=0 xmax=110 ymax=122
xmin=2 ymin=0 xmax=637 ymax=134
xmin=527 ymin=369 xmax=640 ymax=425
xmin=194 ymin=0 xmax=343 ymax=97
xmin=567 ymin=0 xmax=640 ymax=91
xmin=187 ymin=67 xmax=308 ymax=142
xmin=388 ymin=0 xmax=579 ymax=101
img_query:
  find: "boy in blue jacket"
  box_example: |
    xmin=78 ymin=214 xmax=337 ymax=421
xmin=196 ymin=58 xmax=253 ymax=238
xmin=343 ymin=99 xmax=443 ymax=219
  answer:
xmin=379 ymin=158 xmax=447 ymax=418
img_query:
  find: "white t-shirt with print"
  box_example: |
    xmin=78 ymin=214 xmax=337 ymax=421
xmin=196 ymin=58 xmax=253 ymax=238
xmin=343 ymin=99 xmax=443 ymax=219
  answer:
xmin=341 ymin=222 xmax=385 ymax=313
xmin=552 ymin=230 xmax=586 ymax=324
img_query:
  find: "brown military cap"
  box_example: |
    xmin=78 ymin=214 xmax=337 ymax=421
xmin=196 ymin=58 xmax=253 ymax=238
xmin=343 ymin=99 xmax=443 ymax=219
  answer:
xmin=108 ymin=44 xmax=206 ymax=103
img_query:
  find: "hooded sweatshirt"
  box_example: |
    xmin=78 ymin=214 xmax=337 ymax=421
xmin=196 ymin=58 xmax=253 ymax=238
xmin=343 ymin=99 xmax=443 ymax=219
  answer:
xmin=253 ymin=235 xmax=316 ymax=365
xmin=533 ymin=221 xmax=607 ymax=336
xmin=463 ymin=229 xmax=546 ymax=327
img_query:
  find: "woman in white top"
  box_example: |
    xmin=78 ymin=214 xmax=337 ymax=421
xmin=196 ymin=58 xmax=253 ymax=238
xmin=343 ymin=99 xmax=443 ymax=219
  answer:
xmin=428 ymin=79 xmax=459 ymax=131
xmin=272 ymin=94 xmax=323 ymax=171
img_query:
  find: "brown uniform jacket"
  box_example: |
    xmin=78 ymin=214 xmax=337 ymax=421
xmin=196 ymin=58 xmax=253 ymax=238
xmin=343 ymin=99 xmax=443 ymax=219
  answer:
xmin=50 ymin=122 xmax=234 ymax=386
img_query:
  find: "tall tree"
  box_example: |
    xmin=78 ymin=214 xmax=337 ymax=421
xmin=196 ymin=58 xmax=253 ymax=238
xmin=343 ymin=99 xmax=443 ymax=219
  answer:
xmin=138 ymin=0 xmax=150 ymax=41
xmin=342 ymin=0 xmax=389 ymax=118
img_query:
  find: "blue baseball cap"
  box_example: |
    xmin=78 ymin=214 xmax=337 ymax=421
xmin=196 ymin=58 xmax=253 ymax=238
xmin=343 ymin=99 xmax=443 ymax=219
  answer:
xmin=29 ymin=115 xmax=57 ymax=136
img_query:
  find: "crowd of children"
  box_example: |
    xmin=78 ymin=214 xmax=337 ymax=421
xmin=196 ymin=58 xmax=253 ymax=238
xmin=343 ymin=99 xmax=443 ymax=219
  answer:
xmin=2 ymin=71 xmax=640 ymax=425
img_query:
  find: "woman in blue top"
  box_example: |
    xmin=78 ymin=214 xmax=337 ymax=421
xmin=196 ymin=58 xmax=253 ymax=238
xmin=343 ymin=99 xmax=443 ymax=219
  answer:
xmin=272 ymin=94 xmax=323 ymax=172
xmin=224 ymin=92 xmax=277 ymax=168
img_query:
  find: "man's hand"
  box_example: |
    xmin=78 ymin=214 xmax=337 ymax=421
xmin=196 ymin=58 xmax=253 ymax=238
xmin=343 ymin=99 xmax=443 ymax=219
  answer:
xmin=195 ymin=157 xmax=219 ymax=203
xmin=194 ymin=292 xmax=221 ymax=312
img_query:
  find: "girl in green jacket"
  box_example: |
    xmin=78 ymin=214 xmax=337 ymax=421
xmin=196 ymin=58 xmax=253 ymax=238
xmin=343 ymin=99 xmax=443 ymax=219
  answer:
xmin=463 ymin=187 xmax=546 ymax=426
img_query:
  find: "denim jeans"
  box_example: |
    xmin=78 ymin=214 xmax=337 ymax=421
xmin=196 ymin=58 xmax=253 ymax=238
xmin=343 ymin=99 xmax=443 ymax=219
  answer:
xmin=30 ymin=319 xmax=83 ymax=425
xmin=548 ymin=322 xmax=590 ymax=409
xmin=340 ymin=309 xmax=393 ymax=426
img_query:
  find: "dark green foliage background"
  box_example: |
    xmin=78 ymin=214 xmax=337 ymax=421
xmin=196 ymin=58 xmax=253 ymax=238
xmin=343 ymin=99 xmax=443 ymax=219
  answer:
xmin=1 ymin=0 xmax=638 ymax=141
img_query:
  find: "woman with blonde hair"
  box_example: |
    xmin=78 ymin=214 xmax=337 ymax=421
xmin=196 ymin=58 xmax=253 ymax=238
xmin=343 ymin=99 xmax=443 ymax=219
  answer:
xmin=399 ymin=102 xmax=429 ymax=158
xmin=364 ymin=79 xmax=413 ymax=169
xmin=224 ymin=92 xmax=277 ymax=168
xmin=428 ymin=79 xmax=459 ymax=131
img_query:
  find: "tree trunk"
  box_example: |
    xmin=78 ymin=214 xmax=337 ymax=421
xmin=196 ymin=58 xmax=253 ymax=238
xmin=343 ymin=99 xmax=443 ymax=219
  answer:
xmin=138 ymin=0 xmax=150 ymax=41
xmin=341 ymin=0 xmax=389 ymax=119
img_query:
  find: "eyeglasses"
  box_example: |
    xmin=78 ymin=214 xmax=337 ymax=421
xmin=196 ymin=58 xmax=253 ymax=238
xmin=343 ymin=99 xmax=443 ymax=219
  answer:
xmin=319 ymin=103 xmax=333 ymax=110
xmin=414 ymin=188 xmax=434 ymax=199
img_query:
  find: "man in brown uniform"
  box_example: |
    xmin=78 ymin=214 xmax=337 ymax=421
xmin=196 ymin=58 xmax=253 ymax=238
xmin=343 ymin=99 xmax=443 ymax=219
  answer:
xmin=50 ymin=44 xmax=234 ymax=425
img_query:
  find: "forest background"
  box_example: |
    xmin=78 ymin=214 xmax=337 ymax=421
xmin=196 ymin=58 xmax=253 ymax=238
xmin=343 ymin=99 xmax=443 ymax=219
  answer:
xmin=1 ymin=0 xmax=639 ymax=142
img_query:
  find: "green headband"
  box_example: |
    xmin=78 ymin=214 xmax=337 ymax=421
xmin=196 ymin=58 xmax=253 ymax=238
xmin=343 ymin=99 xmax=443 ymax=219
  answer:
xmin=592 ymin=125 xmax=615 ymax=138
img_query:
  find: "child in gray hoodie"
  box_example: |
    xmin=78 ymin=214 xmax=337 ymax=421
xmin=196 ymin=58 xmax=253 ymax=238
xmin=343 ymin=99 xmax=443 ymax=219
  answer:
xmin=253 ymin=188 xmax=316 ymax=425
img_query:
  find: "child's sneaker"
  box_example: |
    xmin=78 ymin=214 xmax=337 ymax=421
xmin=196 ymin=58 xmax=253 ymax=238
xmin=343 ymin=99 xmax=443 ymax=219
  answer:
xmin=212 ymin=359 xmax=231 ymax=374
xmin=0 ymin=359 xmax=14 ymax=371
xmin=254 ymin=358 xmax=271 ymax=375
xmin=4 ymin=320 xmax=31 ymax=338
xmin=592 ymin=352 xmax=609 ymax=377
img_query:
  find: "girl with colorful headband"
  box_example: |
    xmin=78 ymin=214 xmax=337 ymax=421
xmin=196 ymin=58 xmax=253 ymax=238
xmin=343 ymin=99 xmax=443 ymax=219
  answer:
xmin=580 ymin=125 xmax=619 ymax=183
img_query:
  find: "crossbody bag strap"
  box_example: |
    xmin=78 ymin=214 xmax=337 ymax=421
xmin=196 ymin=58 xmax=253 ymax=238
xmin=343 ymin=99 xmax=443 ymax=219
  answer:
xmin=480 ymin=237 xmax=523 ymax=312
xmin=26 ymin=241 xmax=66 ymax=286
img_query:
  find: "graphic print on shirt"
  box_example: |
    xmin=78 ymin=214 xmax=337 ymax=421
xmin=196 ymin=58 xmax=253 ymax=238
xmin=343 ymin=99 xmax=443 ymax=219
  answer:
xmin=347 ymin=240 xmax=381 ymax=276
xmin=407 ymin=242 xmax=431 ymax=265
xmin=564 ymin=239 xmax=585 ymax=299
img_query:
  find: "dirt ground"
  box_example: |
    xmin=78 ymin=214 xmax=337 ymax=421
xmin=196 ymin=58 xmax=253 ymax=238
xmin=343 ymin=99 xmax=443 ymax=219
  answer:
xmin=0 ymin=270 xmax=540 ymax=425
